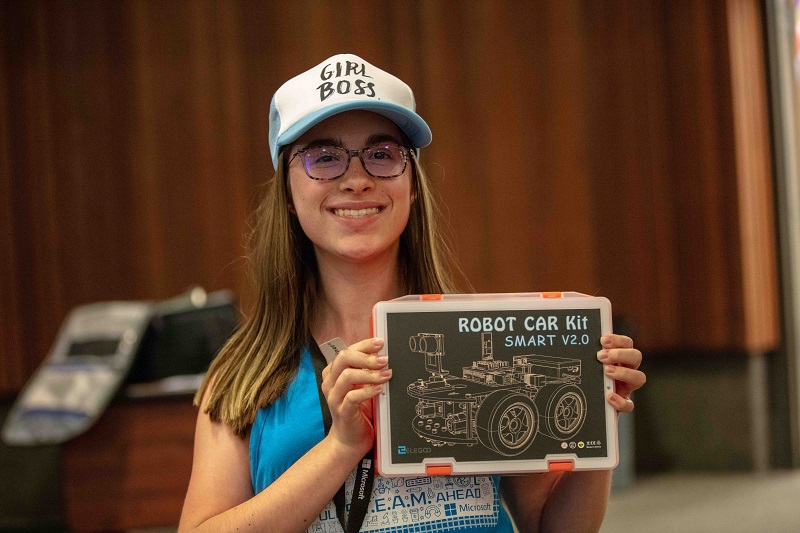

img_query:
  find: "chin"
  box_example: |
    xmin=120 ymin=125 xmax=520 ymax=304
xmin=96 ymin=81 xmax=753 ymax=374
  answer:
xmin=331 ymin=238 xmax=401 ymax=264
xmin=338 ymin=247 xmax=392 ymax=263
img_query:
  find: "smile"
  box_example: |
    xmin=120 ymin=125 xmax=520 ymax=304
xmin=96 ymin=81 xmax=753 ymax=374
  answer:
xmin=333 ymin=207 xmax=382 ymax=218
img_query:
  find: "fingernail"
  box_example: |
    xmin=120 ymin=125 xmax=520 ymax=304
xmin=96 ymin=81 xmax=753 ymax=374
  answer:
xmin=376 ymin=355 xmax=388 ymax=365
xmin=380 ymin=368 xmax=392 ymax=378
xmin=604 ymin=365 xmax=616 ymax=375
xmin=597 ymin=350 xmax=609 ymax=361
xmin=601 ymin=336 xmax=612 ymax=347
xmin=372 ymin=338 xmax=384 ymax=347
xmin=608 ymin=392 xmax=619 ymax=402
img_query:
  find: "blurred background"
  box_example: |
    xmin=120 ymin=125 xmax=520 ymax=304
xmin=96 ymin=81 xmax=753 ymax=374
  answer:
xmin=2 ymin=0 xmax=800 ymax=531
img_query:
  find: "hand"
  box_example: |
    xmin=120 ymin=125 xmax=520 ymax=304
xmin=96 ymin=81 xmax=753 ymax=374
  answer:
xmin=597 ymin=334 xmax=645 ymax=413
xmin=321 ymin=337 xmax=392 ymax=454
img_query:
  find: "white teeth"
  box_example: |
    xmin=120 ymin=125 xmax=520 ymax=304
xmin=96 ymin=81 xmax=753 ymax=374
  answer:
xmin=333 ymin=207 xmax=380 ymax=218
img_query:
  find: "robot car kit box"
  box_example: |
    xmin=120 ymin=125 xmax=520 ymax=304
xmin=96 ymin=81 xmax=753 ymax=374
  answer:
xmin=371 ymin=292 xmax=619 ymax=477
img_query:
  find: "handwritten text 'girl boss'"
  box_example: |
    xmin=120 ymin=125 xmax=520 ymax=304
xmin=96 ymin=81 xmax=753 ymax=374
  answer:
xmin=317 ymin=60 xmax=376 ymax=101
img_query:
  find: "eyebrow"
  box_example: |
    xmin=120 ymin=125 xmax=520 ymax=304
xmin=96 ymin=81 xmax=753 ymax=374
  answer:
xmin=366 ymin=133 xmax=403 ymax=146
xmin=297 ymin=137 xmax=340 ymax=151
xmin=297 ymin=133 xmax=404 ymax=151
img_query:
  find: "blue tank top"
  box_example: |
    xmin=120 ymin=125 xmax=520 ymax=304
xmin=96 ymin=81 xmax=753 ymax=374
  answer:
xmin=250 ymin=347 xmax=515 ymax=533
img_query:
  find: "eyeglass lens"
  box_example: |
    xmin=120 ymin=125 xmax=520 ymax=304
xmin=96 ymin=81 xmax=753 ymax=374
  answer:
xmin=300 ymin=143 xmax=406 ymax=180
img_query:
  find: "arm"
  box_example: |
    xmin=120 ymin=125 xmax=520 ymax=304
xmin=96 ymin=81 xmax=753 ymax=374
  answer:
xmin=502 ymin=334 xmax=645 ymax=532
xmin=503 ymin=471 xmax=611 ymax=533
xmin=178 ymin=338 xmax=390 ymax=533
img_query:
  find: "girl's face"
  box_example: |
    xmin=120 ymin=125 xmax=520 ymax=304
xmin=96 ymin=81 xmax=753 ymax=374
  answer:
xmin=287 ymin=110 xmax=414 ymax=267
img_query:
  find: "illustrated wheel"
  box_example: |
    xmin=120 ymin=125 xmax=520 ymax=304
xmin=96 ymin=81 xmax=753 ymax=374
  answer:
xmin=536 ymin=384 xmax=586 ymax=440
xmin=476 ymin=392 xmax=538 ymax=456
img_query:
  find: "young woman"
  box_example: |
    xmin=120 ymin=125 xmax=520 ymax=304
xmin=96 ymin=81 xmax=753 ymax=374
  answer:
xmin=178 ymin=53 xmax=646 ymax=533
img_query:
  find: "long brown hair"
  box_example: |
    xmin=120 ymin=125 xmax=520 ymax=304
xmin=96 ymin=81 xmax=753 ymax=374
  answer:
xmin=196 ymin=150 xmax=462 ymax=437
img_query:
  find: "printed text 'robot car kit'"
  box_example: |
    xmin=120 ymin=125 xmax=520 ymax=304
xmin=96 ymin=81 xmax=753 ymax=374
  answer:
xmin=372 ymin=292 xmax=619 ymax=477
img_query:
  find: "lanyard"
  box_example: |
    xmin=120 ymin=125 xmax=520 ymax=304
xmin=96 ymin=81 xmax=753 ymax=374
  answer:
xmin=310 ymin=341 xmax=375 ymax=533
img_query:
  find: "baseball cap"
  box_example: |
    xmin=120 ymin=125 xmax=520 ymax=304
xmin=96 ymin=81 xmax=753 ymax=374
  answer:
xmin=268 ymin=53 xmax=432 ymax=169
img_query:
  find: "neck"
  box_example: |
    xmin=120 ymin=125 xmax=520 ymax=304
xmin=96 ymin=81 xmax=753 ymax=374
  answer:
xmin=311 ymin=247 xmax=404 ymax=346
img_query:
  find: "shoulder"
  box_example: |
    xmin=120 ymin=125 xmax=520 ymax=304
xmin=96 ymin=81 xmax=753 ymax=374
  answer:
xmin=196 ymin=338 xmax=309 ymax=437
xmin=179 ymin=375 xmax=254 ymax=529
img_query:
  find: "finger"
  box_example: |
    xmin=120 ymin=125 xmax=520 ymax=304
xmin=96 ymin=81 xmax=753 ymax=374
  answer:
xmin=600 ymin=334 xmax=633 ymax=349
xmin=597 ymin=347 xmax=642 ymax=369
xmin=328 ymin=355 xmax=388 ymax=390
xmin=325 ymin=356 xmax=389 ymax=399
xmin=333 ymin=384 xmax=385 ymax=424
xmin=603 ymin=365 xmax=646 ymax=391
xmin=326 ymin=367 xmax=392 ymax=407
xmin=339 ymin=384 xmax=384 ymax=414
xmin=348 ymin=337 xmax=385 ymax=355
xmin=337 ymin=367 xmax=392 ymax=388
xmin=331 ymin=351 xmax=388 ymax=379
xmin=328 ymin=338 xmax=386 ymax=381
xmin=321 ymin=364 xmax=332 ymax=395
xmin=607 ymin=392 xmax=635 ymax=413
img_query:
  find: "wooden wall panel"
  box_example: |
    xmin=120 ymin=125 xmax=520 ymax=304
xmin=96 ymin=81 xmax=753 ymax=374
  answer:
xmin=0 ymin=0 xmax=780 ymax=393
xmin=0 ymin=5 xmax=26 ymax=391
xmin=583 ymin=0 xmax=674 ymax=339
xmin=727 ymin=0 xmax=781 ymax=351
xmin=581 ymin=0 xmax=777 ymax=351
xmin=417 ymin=1 xmax=488 ymax=288
xmin=666 ymin=1 xmax=747 ymax=349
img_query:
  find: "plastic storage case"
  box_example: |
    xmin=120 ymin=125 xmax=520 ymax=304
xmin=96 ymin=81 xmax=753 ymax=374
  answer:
xmin=371 ymin=292 xmax=618 ymax=476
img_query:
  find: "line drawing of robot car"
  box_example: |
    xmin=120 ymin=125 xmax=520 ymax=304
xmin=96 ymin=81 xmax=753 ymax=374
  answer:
xmin=406 ymin=332 xmax=587 ymax=456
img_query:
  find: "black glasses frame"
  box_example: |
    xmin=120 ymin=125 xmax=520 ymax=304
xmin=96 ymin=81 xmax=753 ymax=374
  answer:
xmin=290 ymin=143 xmax=409 ymax=181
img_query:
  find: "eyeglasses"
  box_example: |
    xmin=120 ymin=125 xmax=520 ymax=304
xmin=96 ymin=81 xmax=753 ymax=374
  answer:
xmin=290 ymin=142 xmax=409 ymax=181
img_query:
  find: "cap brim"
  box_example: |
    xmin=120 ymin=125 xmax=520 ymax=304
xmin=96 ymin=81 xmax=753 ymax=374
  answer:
xmin=273 ymin=101 xmax=431 ymax=168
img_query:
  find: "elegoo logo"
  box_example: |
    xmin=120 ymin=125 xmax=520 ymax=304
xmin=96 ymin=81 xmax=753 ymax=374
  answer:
xmin=397 ymin=445 xmax=432 ymax=455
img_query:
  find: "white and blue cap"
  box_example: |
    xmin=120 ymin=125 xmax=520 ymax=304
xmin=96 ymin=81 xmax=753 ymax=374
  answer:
xmin=268 ymin=53 xmax=432 ymax=169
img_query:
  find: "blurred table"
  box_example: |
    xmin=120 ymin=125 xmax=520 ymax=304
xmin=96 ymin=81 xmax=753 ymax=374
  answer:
xmin=61 ymin=394 xmax=196 ymax=531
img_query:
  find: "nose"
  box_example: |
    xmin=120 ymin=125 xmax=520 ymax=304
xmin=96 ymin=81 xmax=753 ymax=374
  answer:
xmin=338 ymin=154 xmax=375 ymax=192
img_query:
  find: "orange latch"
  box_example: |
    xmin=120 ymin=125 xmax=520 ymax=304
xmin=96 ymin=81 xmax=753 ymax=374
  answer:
xmin=426 ymin=465 xmax=452 ymax=476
